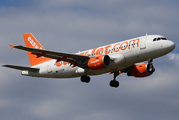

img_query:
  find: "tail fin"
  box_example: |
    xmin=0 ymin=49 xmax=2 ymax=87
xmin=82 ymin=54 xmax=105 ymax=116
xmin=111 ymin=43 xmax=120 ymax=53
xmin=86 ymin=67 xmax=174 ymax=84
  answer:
xmin=23 ymin=33 xmax=51 ymax=66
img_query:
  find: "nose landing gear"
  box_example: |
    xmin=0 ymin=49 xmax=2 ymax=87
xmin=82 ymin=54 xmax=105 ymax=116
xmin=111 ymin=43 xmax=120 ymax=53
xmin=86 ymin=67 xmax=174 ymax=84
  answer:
xmin=147 ymin=59 xmax=155 ymax=74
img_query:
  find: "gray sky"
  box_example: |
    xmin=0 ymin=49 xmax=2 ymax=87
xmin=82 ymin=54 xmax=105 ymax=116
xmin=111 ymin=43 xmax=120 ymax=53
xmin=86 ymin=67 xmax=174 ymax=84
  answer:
xmin=0 ymin=0 xmax=179 ymax=120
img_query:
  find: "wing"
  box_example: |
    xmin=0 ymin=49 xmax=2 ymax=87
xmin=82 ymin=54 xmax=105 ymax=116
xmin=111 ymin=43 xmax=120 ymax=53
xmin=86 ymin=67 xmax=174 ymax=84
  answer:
xmin=3 ymin=65 xmax=39 ymax=72
xmin=10 ymin=45 xmax=90 ymax=68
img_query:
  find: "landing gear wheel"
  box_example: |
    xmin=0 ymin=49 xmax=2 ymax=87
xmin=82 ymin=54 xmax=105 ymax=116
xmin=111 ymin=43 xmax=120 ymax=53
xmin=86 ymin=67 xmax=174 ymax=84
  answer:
xmin=110 ymin=80 xmax=119 ymax=88
xmin=81 ymin=75 xmax=90 ymax=83
xmin=147 ymin=63 xmax=155 ymax=73
xmin=109 ymin=71 xmax=120 ymax=88
xmin=147 ymin=59 xmax=155 ymax=74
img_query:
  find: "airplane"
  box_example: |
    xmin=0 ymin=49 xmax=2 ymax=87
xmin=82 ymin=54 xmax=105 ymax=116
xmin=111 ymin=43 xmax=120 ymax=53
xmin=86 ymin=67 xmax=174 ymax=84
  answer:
xmin=3 ymin=33 xmax=175 ymax=88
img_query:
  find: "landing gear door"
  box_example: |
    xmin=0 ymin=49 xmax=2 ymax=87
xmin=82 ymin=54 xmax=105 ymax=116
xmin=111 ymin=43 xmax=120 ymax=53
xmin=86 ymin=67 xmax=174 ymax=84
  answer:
xmin=140 ymin=36 xmax=147 ymax=49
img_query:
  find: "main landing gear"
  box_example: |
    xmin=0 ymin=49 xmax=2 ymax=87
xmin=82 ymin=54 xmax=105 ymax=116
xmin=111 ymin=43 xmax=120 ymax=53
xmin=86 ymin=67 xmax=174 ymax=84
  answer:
xmin=80 ymin=69 xmax=90 ymax=83
xmin=81 ymin=75 xmax=90 ymax=83
xmin=80 ymin=69 xmax=121 ymax=88
xmin=109 ymin=71 xmax=120 ymax=88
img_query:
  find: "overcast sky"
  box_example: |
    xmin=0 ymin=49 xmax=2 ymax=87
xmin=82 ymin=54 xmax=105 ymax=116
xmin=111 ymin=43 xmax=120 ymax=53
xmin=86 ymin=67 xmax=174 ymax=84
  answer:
xmin=0 ymin=0 xmax=179 ymax=120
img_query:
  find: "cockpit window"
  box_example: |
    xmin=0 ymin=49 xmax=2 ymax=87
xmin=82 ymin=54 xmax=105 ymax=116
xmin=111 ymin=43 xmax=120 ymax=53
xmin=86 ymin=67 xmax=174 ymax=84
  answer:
xmin=161 ymin=37 xmax=167 ymax=40
xmin=157 ymin=38 xmax=161 ymax=41
xmin=153 ymin=37 xmax=167 ymax=41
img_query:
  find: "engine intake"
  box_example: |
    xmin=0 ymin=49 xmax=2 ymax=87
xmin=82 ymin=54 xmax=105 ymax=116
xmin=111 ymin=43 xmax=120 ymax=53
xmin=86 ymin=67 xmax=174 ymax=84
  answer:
xmin=88 ymin=55 xmax=111 ymax=70
xmin=127 ymin=63 xmax=155 ymax=77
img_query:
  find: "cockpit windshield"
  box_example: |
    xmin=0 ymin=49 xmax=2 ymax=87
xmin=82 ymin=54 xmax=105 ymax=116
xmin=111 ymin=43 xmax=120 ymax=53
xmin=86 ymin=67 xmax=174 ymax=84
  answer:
xmin=153 ymin=37 xmax=167 ymax=41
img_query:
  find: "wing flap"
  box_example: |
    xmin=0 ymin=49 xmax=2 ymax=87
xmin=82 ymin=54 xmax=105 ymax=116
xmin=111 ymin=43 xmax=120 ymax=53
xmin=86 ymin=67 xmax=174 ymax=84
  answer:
xmin=3 ymin=65 xmax=39 ymax=72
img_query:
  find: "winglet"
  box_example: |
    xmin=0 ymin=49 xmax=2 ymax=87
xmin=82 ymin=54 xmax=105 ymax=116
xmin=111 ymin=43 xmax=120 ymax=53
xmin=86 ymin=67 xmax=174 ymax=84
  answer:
xmin=9 ymin=44 xmax=14 ymax=50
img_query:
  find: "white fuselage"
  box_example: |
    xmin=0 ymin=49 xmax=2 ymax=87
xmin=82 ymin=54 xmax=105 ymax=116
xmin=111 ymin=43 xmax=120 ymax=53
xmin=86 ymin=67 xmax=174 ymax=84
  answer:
xmin=22 ymin=35 xmax=175 ymax=78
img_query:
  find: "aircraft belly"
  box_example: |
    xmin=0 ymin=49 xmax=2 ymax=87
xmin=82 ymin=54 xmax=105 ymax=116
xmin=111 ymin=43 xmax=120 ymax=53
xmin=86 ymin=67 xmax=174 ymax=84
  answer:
xmin=123 ymin=49 xmax=139 ymax=66
xmin=50 ymin=65 xmax=78 ymax=78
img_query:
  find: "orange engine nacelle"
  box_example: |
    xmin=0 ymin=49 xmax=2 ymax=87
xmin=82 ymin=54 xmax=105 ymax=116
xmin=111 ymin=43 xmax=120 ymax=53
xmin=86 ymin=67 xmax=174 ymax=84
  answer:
xmin=88 ymin=55 xmax=111 ymax=70
xmin=127 ymin=63 xmax=155 ymax=77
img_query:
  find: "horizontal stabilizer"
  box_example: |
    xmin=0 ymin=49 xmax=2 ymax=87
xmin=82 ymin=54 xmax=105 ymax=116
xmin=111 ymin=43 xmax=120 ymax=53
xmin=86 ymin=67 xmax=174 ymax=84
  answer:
xmin=2 ymin=65 xmax=39 ymax=72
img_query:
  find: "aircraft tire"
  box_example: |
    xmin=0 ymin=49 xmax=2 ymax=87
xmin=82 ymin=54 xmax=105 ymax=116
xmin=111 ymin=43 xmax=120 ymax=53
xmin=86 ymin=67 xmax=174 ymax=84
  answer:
xmin=81 ymin=75 xmax=90 ymax=83
xmin=110 ymin=80 xmax=119 ymax=88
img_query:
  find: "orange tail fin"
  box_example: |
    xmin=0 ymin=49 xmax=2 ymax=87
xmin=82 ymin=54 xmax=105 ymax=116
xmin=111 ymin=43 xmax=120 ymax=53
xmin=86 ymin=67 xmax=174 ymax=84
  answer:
xmin=23 ymin=33 xmax=51 ymax=66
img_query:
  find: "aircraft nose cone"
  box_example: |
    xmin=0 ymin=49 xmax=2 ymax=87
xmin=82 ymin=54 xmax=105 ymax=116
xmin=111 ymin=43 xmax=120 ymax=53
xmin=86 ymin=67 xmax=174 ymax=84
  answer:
xmin=167 ymin=40 xmax=175 ymax=52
